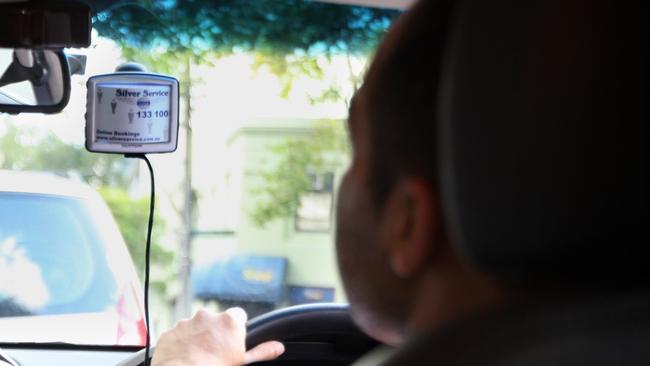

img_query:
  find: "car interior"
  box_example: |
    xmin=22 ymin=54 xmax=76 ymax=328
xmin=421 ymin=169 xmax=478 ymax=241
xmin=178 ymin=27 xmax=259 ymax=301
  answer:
xmin=0 ymin=0 xmax=646 ymax=365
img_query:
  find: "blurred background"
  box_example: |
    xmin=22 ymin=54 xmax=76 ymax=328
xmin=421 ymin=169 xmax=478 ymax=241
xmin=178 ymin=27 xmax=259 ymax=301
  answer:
xmin=0 ymin=0 xmax=399 ymax=340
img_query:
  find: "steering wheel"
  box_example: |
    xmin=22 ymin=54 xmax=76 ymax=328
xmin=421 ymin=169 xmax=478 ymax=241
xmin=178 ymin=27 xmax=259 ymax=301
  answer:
xmin=117 ymin=303 xmax=379 ymax=366
xmin=246 ymin=303 xmax=379 ymax=365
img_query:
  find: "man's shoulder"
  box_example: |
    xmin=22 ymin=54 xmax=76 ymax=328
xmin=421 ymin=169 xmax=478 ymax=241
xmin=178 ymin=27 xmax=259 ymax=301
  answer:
xmin=379 ymin=291 xmax=650 ymax=366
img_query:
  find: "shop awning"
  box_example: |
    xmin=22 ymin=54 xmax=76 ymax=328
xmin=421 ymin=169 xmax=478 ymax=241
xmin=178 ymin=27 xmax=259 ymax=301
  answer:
xmin=192 ymin=255 xmax=287 ymax=304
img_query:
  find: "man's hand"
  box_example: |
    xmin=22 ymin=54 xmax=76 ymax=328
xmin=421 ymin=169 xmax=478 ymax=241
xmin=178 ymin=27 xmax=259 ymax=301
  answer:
xmin=152 ymin=308 xmax=285 ymax=366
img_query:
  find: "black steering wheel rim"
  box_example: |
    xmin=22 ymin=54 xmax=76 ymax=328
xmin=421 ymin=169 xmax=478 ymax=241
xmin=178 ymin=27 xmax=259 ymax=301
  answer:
xmin=245 ymin=303 xmax=380 ymax=365
xmin=246 ymin=303 xmax=359 ymax=348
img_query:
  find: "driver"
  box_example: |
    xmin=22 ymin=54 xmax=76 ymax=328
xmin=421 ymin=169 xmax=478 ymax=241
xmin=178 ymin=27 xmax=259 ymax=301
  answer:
xmin=153 ymin=1 xmax=499 ymax=363
xmin=153 ymin=0 xmax=648 ymax=365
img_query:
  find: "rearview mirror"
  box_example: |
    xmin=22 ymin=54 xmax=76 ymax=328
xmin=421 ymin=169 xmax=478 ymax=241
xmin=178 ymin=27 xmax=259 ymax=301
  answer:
xmin=0 ymin=48 xmax=71 ymax=114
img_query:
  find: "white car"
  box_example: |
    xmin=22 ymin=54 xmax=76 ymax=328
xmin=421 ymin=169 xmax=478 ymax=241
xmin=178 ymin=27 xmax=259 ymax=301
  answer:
xmin=0 ymin=170 xmax=146 ymax=346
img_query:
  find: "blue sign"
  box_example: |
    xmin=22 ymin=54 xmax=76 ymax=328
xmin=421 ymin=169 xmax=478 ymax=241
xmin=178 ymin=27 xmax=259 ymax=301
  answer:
xmin=192 ymin=255 xmax=287 ymax=304
xmin=288 ymin=286 xmax=335 ymax=305
xmin=137 ymin=97 xmax=151 ymax=109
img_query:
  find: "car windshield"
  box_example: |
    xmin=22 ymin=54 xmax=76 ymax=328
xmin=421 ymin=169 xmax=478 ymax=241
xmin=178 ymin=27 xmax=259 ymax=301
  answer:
xmin=0 ymin=0 xmax=398 ymax=347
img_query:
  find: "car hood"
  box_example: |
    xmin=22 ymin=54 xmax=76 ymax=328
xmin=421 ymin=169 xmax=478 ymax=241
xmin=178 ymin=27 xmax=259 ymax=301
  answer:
xmin=0 ymin=311 xmax=119 ymax=346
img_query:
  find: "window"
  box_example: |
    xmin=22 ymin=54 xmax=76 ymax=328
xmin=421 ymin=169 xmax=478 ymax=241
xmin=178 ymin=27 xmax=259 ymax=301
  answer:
xmin=295 ymin=172 xmax=335 ymax=232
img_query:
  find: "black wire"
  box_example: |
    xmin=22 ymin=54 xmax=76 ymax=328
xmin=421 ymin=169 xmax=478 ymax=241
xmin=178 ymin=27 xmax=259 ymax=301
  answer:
xmin=125 ymin=153 xmax=154 ymax=366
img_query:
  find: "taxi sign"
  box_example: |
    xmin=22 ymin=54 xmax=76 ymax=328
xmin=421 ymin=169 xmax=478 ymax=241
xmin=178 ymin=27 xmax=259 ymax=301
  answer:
xmin=85 ymin=73 xmax=179 ymax=154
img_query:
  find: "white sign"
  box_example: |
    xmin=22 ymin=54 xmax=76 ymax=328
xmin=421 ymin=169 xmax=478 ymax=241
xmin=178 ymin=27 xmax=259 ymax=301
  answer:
xmin=86 ymin=73 xmax=179 ymax=154
xmin=94 ymin=83 xmax=171 ymax=145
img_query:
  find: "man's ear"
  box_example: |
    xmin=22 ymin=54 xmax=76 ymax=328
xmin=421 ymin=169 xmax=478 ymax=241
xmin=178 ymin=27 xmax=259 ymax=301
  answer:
xmin=380 ymin=178 xmax=440 ymax=278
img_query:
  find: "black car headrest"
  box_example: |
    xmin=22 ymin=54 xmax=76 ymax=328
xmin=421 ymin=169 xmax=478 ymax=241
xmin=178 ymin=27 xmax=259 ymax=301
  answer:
xmin=438 ymin=0 xmax=647 ymax=284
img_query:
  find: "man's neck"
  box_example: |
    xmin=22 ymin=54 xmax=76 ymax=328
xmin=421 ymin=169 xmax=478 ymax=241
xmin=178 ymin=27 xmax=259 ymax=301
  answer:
xmin=405 ymin=248 xmax=507 ymax=338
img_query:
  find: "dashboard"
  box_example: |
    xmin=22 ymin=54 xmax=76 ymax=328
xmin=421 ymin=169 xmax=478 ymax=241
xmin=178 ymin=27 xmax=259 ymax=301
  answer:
xmin=0 ymin=305 xmax=379 ymax=366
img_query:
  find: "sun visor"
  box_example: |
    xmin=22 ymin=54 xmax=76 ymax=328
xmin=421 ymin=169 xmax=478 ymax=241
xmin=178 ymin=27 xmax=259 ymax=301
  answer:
xmin=0 ymin=1 xmax=91 ymax=48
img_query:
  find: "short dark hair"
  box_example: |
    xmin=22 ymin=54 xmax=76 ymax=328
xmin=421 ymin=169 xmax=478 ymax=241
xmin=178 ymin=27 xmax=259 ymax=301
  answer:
xmin=362 ymin=0 xmax=453 ymax=208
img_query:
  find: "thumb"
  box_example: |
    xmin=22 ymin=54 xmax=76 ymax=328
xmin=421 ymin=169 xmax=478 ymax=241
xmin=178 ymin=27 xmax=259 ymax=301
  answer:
xmin=244 ymin=341 xmax=285 ymax=364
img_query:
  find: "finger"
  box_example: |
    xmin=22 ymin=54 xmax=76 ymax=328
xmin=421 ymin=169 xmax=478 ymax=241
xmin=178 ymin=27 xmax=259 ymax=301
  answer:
xmin=193 ymin=309 xmax=215 ymax=323
xmin=225 ymin=307 xmax=248 ymax=326
xmin=244 ymin=341 xmax=285 ymax=364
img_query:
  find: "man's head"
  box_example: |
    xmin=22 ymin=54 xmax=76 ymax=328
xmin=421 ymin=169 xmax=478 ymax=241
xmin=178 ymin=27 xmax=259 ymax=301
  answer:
xmin=335 ymin=0 xmax=504 ymax=344
xmin=336 ymin=0 xmax=646 ymax=344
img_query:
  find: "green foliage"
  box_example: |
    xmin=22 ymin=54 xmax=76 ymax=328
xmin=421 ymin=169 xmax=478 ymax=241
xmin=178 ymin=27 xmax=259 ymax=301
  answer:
xmin=121 ymin=47 xmax=200 ymax=84
xmin=252 ymin=53 xmax=325 ymax=98
xmin=0 ymin=121 xmax=135 ymax=186
xmin=93 ymin=0 xmax=397 ymax=93
xmin=251 ymin=119 xmax=349 ymax=227
xmin=87 ymin=0 xmax=384 ymax=262
xmin=93 ymin=0 xmax=398 ymax=56
xmin=98 ymin=187 xmax=174 ymax=294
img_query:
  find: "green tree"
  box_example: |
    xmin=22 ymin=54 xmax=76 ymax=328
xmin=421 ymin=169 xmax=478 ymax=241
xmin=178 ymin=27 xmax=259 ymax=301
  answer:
xmin=0 ymin=120 xmax=136 ymax=186
xmin=93 ymin=0 xmax=397 ymax=102
xmin=115 ymin=46 xmax=201 ymax=319
xmin=99 ymin=187 xmax=174 ymax=294
xmin=251 ymin=119 xmax=349 ymax=227
xmin=91 ymin=1 xmax=396 ymax=314
xmin=93 ymin=1 xmax=397 ymax=55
